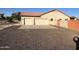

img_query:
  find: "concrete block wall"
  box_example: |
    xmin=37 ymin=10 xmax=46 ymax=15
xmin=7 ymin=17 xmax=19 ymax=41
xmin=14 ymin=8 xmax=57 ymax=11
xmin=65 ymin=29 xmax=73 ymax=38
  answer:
xmin=68 ymin=20 xmax=79 ymax=31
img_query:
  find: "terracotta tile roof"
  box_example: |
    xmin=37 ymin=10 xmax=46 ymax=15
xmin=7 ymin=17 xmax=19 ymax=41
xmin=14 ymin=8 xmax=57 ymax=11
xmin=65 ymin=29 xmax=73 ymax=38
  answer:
xmin=20 ymin=12 xmax=44 ymax=17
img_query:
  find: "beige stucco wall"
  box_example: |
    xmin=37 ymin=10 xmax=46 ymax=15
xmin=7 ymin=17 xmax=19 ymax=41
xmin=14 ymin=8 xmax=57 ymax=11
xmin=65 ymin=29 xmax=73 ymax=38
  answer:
xmin=59 ymin=20 xmax=68 ymax=28
xmin=35 ymin=18 xmax=48 ymax=25
xmin=41 ymin=10 xmax=70 ymax=27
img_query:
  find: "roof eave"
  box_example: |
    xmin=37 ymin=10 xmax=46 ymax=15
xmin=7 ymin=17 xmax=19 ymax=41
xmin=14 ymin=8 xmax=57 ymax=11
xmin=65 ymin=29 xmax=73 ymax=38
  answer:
xmin=40 ymin=9 xmax=70 ymax=17
xmin=21 ymin=15 xmax=41 ymax=17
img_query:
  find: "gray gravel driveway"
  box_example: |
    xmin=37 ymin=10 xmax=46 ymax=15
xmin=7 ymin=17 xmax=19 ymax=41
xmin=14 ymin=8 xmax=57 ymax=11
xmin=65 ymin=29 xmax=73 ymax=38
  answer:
xmin=0 ymin=25 xmax=79 ymax=50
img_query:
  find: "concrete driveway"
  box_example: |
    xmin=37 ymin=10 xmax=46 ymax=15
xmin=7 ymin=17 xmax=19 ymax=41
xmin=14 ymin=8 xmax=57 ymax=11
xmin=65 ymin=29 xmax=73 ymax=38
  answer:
xmin=0 ymin=25 xmax=79 ymax=50
xmin=18 ymin=25 xmax=57 ymax=29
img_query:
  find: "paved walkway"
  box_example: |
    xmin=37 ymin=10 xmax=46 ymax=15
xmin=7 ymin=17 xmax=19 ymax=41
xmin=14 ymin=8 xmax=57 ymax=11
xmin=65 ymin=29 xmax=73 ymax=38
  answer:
xmin=0 ymin=25 xmax=13 ymax=30
xmin=18 ymin=25 xmax=57 ymax=29
xmin=0 ymin=24 xmax=20 ymax=30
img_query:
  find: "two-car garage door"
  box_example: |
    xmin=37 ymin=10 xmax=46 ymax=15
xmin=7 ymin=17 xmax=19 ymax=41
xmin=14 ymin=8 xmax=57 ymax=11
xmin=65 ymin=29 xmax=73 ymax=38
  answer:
xmin=21 ymin=17 xmax=48 ymax=25
xmin=21 ymin=18 xmax=34 ymax=25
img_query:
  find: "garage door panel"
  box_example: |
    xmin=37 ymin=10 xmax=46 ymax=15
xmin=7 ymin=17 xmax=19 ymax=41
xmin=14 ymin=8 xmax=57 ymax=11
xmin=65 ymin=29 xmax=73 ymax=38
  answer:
xmin=21 ymin=17 xmax=48 ymax=25
xmin=25 ymin=19 xmax=34 ymax=25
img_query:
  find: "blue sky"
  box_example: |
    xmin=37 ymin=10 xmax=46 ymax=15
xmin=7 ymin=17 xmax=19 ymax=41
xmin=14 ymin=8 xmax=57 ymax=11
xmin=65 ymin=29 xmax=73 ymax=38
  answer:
xmin=0 ymin=8 xmax=79 ymax=18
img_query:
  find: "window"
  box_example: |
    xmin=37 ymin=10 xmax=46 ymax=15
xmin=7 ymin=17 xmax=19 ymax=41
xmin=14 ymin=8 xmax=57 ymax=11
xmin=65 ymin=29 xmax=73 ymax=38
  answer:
xmin=50 ymin=18 xmax=53 ymax=21
xmin=59 ymin=19 xmax=62 ymax=20
xmin=65 ymin=19 xmax=68 ymax=21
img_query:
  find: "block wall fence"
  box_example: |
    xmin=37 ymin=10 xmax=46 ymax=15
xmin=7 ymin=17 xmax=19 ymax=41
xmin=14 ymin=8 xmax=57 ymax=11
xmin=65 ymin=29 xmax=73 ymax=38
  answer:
xmin=68 ymin=20 xmax=79 ymax=31
xmin=57 ymin=20 xmax=79 ymax=31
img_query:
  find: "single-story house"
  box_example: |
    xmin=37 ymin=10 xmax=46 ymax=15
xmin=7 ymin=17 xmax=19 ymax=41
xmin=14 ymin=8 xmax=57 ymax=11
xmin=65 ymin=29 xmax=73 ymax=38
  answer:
xmin=14 ymin=9 xmax=75 ymax=28
xmin=70 ymin=16 xmax=78 ymax=20
xmin=20 ymin=9 xmax=71 ymax=27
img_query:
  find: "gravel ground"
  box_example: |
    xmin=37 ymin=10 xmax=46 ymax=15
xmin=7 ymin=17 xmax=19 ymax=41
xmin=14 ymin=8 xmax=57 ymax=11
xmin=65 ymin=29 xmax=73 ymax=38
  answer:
xmin=0 ymin=25 xmax=79 ymax=50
